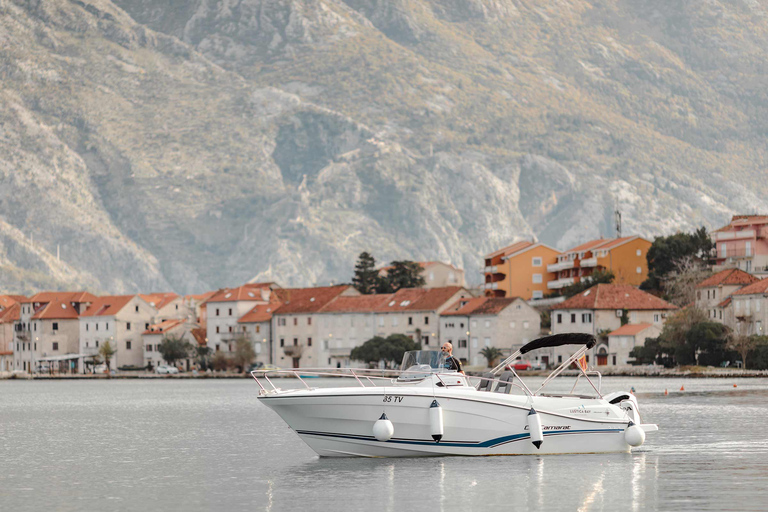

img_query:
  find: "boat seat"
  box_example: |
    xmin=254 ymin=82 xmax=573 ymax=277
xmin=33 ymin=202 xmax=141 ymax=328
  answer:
xmin=494 ymin=371 xmax=514 ymax=394
xmin=476 ymin=372 xmax=494 ymax=392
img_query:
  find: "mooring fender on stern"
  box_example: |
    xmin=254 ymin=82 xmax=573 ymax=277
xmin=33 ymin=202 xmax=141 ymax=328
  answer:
xmin=527 ymin=407 xmax=543 ymax=449
xmin=373 ymin=412 xmax=394 ymax=442
xmin=429 ymin=400 xmax=444 ymax=443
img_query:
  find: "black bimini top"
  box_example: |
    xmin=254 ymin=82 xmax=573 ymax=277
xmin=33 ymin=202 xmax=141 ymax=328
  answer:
xmin=519 ymin=333 xmax=596 ymax=355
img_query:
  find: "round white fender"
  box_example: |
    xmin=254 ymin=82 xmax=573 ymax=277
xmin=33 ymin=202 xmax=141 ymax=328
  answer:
xmin=527 ymin=408 xmax=544 ymax=449
xmin=624 ymin=421 xmax=646 ymax=447
xmin=373 ymin=412 xmax=394 ymax=442
xmin=429 ymin=400 xmax=444 ymax=443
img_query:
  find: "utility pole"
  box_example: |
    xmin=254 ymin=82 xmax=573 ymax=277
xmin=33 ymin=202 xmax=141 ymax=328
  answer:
xmin=614 ymin=206 xmax=622 ymax=238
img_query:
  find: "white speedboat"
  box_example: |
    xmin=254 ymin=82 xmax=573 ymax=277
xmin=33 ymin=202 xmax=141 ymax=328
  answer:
xmin=253 ymin=333 xmax=658 ymax=457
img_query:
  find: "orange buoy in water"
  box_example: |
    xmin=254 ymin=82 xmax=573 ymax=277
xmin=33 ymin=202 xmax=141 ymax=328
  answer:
xmin=664 ymin=389 xmax=668 ymax=395
xmin=734 ymin=384 xmax=738 ymax=388
xmin=680 ymin=385 xmax=685 ymax=391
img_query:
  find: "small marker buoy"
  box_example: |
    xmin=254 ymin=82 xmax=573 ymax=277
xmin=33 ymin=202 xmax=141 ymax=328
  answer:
xmin=680 ymin=385 xmax=685 ymax=391
xmin=664 ymin=389 xmax=668 ymax=396
xmin=630 ymin=386 xmax=636 ymax=393
xmin=734 ymin=384 xmax=738 ymax=388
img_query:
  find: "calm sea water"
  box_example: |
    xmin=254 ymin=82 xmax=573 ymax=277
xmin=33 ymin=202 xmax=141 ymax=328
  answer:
xmin=2 ymin=377 xmax=768 ymax=512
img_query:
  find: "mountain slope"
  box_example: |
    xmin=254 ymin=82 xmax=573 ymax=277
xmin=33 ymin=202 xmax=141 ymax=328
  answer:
xmin=1 ymin=0 xmax=767 ymax=294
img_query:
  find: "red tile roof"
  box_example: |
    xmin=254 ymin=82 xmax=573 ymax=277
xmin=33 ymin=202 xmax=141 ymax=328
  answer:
xmin=552 ymin=284 xmax=678 ymax=311
xmin=371 ymin=287 xmax=468 ymax=312
xmin=696 ymin=269 xmax=760 ymax=288
xmin=31 ymin=299 xmax=80 ymax=320
xmin=0 ymin=303 xmax=20 ymax=324
xmin=319 ymin=294 xmax=394 ymax=313
xmin=24 ymin=291 xmax=97 ymax=304
xmin=732 ymin=279 xmax=768 ymax=296
xmin=608 ymin=323 xmax=654 ymax=336
xmin=717 ymin=297 xmax=732 ymax=308
xmin=207 ymin=283 xmax=275 ymax=303
xmin=185 ymin=291 xmax=217 ymax=303
xmin=442 ymin=297 xmax=519 ymax=316
xmin=0 ymin=295 xmax=26 ymax=310
xmin=80 ymin=296 xmax=136 ymax=317
xmin=143 ymin=319 xmax=184 ymax=335
xmin=715 ymin=215 xmax=768 ymax=231
xmin=238 ymin=303 xmax=282 ymax=323
xmin=485 ymin=241 xmax=533 ymax=260
xmin=273 ymin=286 xmax=354 ymax=314
xmin=564 ymin=238 xmax=614 ymax=254
xmin=139 ymin=293 xmax=179 ymax=310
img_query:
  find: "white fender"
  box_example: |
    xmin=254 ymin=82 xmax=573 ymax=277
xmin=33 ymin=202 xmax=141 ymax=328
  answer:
xmin=624 ymin=421 xmax=646 ymax=447
xmin=429 ymin=400 xmax=444 ymax=443
xmin=373 ymin=412 xmax=394 ymax=442
xmin=527 ymin=408 xmax=543 ymax=449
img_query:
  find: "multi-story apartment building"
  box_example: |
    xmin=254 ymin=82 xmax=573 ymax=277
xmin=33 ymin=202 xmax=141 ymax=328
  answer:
xmin=205 ymin=283 xmax=279 ymax=354
xmin=551 ymin=284 xmax=677 ymax=366
xmin=548 ymin=236 xmax=651 ymax=291
xmin=379 ymin=261 xmax=466 ymax=288
xmin=483 ymin=241 xmax=562 ymax=300
xmin=607 ymin=323 xmax=662 ymax=367
xmin=143 ymin=319 xmax=199 ymax=370
xmin=731 ymin=279 xmax=768 ymax=337
xmin=713 ymin=215 xmax=768 ymax=276
xmin=13 ymin=292 xmax=96 ymax=373
xmin=440 ymin=296 xmax=542 ymax=367
xmin=79 ymin=295 xmax=157 ymax=371
xmin=695 ymin=269 xmax=759 ymax=323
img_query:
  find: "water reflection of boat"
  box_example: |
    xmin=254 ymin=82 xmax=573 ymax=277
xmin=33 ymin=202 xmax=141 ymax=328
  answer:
xmin=252 ymin=333 xmax=658 ymax=458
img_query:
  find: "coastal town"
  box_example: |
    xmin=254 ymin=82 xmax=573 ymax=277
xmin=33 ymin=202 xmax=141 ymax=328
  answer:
xmin=2 ymin=214 xmax=767 ymax=376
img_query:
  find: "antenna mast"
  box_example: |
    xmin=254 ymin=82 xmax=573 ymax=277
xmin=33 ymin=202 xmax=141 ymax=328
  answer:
xmin=614 ymin=205 xmax=622 ymax=238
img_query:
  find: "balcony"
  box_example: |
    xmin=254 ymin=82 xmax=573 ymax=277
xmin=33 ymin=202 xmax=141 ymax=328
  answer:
xmin=283 ymin=345 xmax=304 ymax=357
xmin=484 ymin=283 xmax=499 ymax=290
xmin=547 ymin=260 xmax=574 ymax=272
xmin=714 ymin=230 xmax=755 ymax=241
xmin=547 ymin=277 xmax=575 ymax=290
xmin=580 ymin=257 xmax=598 ymax=268
xmin=484 ymin=265 xmax=498 ymax=273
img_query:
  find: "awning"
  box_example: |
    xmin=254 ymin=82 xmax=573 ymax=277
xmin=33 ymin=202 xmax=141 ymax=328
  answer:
xmin=36 ymin=353 xmax=91 ymax=362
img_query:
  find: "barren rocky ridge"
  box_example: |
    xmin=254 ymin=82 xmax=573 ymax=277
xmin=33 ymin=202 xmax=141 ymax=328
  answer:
xmin=2 ymin=0 xmax=767 ymax=294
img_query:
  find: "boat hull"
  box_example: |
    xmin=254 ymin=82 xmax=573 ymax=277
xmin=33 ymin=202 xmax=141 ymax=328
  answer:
xmin=259 ymin=387 xmax=633 ymax=457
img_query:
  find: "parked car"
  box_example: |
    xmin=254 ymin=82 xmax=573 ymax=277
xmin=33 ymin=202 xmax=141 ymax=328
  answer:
xmin=530 ymin=361 xmax=547 ymax=371
xmin=507 ymin=360 xmax=533 ymax=371
xmin=155 ymin=365 xmax=179 ymax=375
xmin=247 ymin=362 xmax=265 ymax=373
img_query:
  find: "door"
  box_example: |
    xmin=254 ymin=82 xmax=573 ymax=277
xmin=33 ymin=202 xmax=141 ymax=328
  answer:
xmin=597 ymin=354 xmax=608 ymax=366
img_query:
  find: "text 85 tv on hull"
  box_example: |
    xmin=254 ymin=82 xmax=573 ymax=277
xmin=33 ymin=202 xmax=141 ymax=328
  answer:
xmin=253 ymin=333 xmax=658 ymax=458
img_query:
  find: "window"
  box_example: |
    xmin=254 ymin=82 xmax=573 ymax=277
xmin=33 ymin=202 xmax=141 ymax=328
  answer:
xmin=126 ymin=322 xmax=131 ymax=331
xmin=34 ymin=323 xmax=37 ymax=331
xmin=308 ymin=337 xmax=312 ymax=347
xmin=216 ymin=308 xmax=220 ymax=316
xmin=719 ymin=310 xmax=723 ymax=320
xmin=96 ymin=323 xmax=99 ymax=331
xmin=523 ymin=321 xmax=529 ymax=329
xmin=459 ymin=339 xmax=467 ymax=348
xmin=510 ymin=321 xmax=516 ymax=329
xmin=484 ymin=337 xmax=490 ymax=347
xmin=408 ymin=317 xmax=413 ymax=326
xmin=86 ymin=324 xmax=89 ymax=332
xmin=471 ymin=320 xmax=477 ymax=328
xmin=216 ymin=344 xmax=220 ymax=351
xmin=228 ymin=326 xmax=233 ymax=333
xmin=532 ymin=274 xmax=542 ymax=284
xmin=392 ymin=317 xmax=399 ymax=327
xmin=216 ymin=326 xmax=220 ymax=333
xmin=147 ymin=344 xmax=152 ymax=352
xmin=612 ymin=355 xmax=617 ymax=365
xmin=293 ymin=318 xmax=298 ymax=326
xmin=145 ymin=323 xmax=149 ymax=330
xmin=280 ymin=339 xmax=285 ymax=347
xmin=378 ymin=317 xmax=384 ymax=327
xmin=571 ymin=314 xmax=576 ymax=323
xmin=228 ymin=344 xmax=232 ymax=352
xmin=126 ymin=341 xmax=131 ymax=350
xmin=581 ymin=313 xmax=592 ymax=323
xmin=256 ymin=325 xmax=261 ymax=333
xmin=135 ymin=305 xmax=139 ymax=313
xmin=484 ymin=320 xmax=490 ymax=328
xmin=557 ymin=314 xmax=562 ymax=324
xmin=52 ymin=342 xmax=59 ymax=351
xmin=636 ymin=267 xmax=642 ymax=274
xmin=532 ymin=291 xmax=543 ymax=299
xmin=636 ymin=249 xmax=642 ymax=256
xmin=278 ymin=318 xmax=286 ymax=326
xmin=242 ymin=326 xmax=247 ymax=332
xmin=52 ymin=322 xmax=59 ymax=331
xmin=293 ymin=338 xmax=298 ymax=346
xmin=424 ymin=316 xmax=429 ymax=325
xmin=106 ymin=323 xmax=109 ymax=330
xmin=96 ymin=340 xmax=99 ymax=348
xmin=229 ymin=308 xmax=233 ymax=316
xmin=308 ymin=317 xmax=312 ymax=326
xmin=697 ymin=291 xmax=701 ymax=300
xmin=532 ymin=257 xmax=542 ymax=267
xmin=472 ymin=337 xmax=478 ymax=348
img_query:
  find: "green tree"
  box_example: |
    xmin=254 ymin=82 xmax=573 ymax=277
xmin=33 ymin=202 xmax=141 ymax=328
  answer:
xmin=231 ymin=336 xmax=256 ymax=372
xmin=385 ymin=261 xmax=426 ymax=291
xmin=157 ymin=335 xmax=193 ymax=366
xmin=352 ymin=252 xmax=379 ymax=294
xmin=657 ymin=308 xmax=729 ymax=366
xmin=479 ymin=346 xmax=504 ymax=368
xmin=642 ymin=227 xmax=713 ymax=291
xmin=728 ymin=331 xmax=761 ymax=370
xmin=194 ymin=344 xmax=212 ymax=370
xmin=350 ymin=334 xmax=421 ymax=368
xmin=99 ymin=341 xmax=117 ymax=371
xmin=550 ymin=269 xmax=615 ymax=298
xmin=211 ymin=351 xmax=229 ymax=371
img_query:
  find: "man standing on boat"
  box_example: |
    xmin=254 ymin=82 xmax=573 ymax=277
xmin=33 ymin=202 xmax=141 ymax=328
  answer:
xmin=441 ymin=342 xmax=464 ymax=374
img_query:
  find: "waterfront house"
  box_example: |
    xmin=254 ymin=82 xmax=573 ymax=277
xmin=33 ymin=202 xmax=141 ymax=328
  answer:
xmin=551 ymin=284 xmax=677 ymax=365
xmin=79 ymin=295 xmax=157 ymax=371
xmin=607 ymin=323 xmax=662 ymax=366
xmin=143 ymin=319 xmax=199 ymax=370
xmin=205 ymin=283 xmax=279 ymax=354
xmin=483 ymin=241 xmax=561 ymax=300
xmin=379 ymin=261 xmax=466 ymax=288
xmin=730 ymin=279 xmax=768 ymax=336
xmin=695 ymin=268 xmax=759 ymax=323
xmin=548 ymin=236 xmax=651 ymax=292
xmin=0 ymin=295 xmax=25 ymax=371
xmin=713 ymin=215 xmax=768 ymax=276
xmin=440 ymin=296 xmax=542 ymax=367
xmin=237 ymin=302 xmax=281 ymax=366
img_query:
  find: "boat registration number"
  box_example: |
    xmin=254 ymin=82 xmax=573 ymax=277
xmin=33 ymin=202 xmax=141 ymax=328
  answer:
xmin=383 ymin=395 xmax=404 ymax=403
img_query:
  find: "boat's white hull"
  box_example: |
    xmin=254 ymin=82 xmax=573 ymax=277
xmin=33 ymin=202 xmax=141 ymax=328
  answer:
xmin=259 ymin=387 xmax=636 ymax=457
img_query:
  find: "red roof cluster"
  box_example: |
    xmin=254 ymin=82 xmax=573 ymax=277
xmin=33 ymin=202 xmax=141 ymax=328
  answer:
xmin=206 ymin=283 xmax=276 ymax=303
xmin=553 ymin=284 xmax=677 ymax=311
xmin=81 ymin=296 xmax=137 ymax=317
xmin=272 ymin=285 xmax=353 ymax=314
xmin=23 ymin=291 xmax=97 ymax=305
xmin=31 ymin=299 xmax=80 ymax=320
xmin=139 ymin=293 xmax=179 ymax=310
xmin=696 ymin=269 xmax=760 ymax=289
xmin=0 ymin=303 xmax=20 ymax=324
xmin=238 ymin=303 xmax=282 ymax=323
xmin=143 ymin=319 xmax=185 ymax=335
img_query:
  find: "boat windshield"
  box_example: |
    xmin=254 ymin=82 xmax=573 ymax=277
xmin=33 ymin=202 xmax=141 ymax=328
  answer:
xmin=399 ymin=351 xmax=448 ymax=377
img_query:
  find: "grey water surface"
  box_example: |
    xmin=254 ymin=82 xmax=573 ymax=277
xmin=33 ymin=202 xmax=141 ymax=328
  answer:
xmin=2 ymin=377 xmax=768 ymax=512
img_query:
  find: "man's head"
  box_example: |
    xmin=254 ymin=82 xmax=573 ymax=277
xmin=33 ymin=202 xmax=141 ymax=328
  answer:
xmin=441 ymin=342 xmax=453 ymax=356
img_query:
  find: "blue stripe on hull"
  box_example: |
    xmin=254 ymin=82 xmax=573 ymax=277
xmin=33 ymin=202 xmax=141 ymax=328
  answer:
xmin=296 ymin=428 xmax=624 ymax=448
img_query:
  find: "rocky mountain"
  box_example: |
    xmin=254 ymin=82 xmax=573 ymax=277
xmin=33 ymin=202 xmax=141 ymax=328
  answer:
xmin=1 ymin=0 xmax=767 ymax=294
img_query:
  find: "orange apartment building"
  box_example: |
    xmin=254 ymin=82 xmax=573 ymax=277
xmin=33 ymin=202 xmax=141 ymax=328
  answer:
xmin=547 ymin=236 xmax=652 ymax=291
xmin=483 ymin=241 xmax=562 ymax=300
xmin=713 ymin=215 xmax=768 ymax=276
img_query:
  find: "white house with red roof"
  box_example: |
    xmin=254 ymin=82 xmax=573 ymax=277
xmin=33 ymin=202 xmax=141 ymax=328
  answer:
xmin=440 ymin=296 xmax=541 ymax=367
xmin=551 ymin=284 xmax=677 ymax=366
xmin=730 ymin=279 xmax=768 ymax=336
xmin=139 ymin=293 xmax=195 ymax=322
xmin=143 ymin=319 xmax=199 ymax=370
xmin=713 ymin=215 xmax=768 ymax=276
xmin=205 ymin=283 xmax=279 ymax=354
xmin=607 ymin=323 xmax=662 ymax=366
xmin=79 ymin=295 xmax=157 ymax=371
xmin=13 ymin=292 xmax=96 ymax=373
xmin=237 ymin=302 xmax=281 ymax=366
xmin=695 ymin=268 xmax=760 ymax=323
